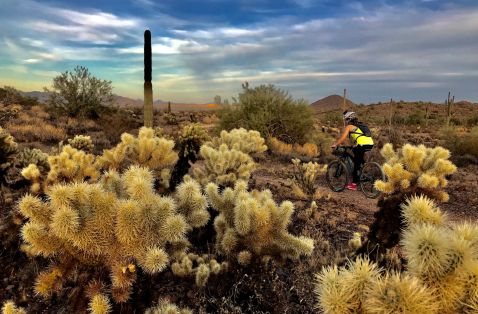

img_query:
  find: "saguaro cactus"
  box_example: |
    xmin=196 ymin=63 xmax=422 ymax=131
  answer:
xmin=144 ymin=29 xmax=153 ymax=128
xmin=445 ymin=91 xmax=454 ymax=127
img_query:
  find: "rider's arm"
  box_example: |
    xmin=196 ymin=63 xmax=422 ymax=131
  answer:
xmin=332 ymin=125 xmax=353 ymax=147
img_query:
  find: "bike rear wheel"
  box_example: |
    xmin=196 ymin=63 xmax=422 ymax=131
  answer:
xmin=360 ymin=162 xmax=385 ymax=198
xmin=326 ymin=160 xmax=349 ymax=192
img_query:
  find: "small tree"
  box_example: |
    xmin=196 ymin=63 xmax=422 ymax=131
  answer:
xmin=44 ymin=66 xmax=113 ymax=118
xmin=218 ymin=84 xmax=314 ymax=143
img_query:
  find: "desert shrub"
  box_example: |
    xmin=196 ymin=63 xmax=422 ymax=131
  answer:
xmin=323 ymin=111 xmax=342 ymax=126
xmin=145 ymin=298 xmax=192 ymax=314
xmin=268 ymin=137 xmax=293 ymax=155
xmin=293 ymin=142 xmax=319 ymax=158
xmin=44 ymin=66 xmax=113 ymax=119
xmin=315 ymin=195 xmax=478 ymax=314
xmin=206 ymin=128 xmax=267 ymax=155
xmin=0 ymin=86 xmax=39 ymax=107
xmin=6 ymin=123 xmax=66 ymax=143
xmin=440 ymin=126 xmax=478 ymax=159
xmin=67 ymin=134 xmax=94 ymax=153
xmin=205 ymin=180 xmax=314 ymax=264
xmin=307 ymin=129 xmax=334 ymax=157
xmin=466 ymin=115 xmax=478 ymax=127
xmin=406 ymin=109 xmax=426 ymax=125
xmin=218 ymin=84 xmax=313 ymax=143
xmin=18 ymin=166 xmax=207 ymax=305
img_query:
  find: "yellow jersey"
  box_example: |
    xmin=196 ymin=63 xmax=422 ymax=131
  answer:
xmin=349 ymin=126 xmax=374 ymax=146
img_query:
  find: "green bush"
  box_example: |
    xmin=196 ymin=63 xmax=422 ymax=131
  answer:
xmin=0 ymin=86 xmax=39 ymax=107
xmin=406 ymin=109 xmax=425 ymax=125
xmin=218 ymin=84 xmax=314 ymax=143
xmin=440 ymin=126 xmax=478 ymax=158
xmin=44 ymin=66 xmax=113 ymax=119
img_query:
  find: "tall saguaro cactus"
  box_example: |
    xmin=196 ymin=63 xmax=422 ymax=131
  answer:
xmin=445 ymin=91 xmax=454 ymax=127
xmin=144 ymin=30 xmax=153 ymax=127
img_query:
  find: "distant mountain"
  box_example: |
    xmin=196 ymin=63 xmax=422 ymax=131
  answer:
xmin=19 ymin=91 xmax=167 ymax=107
xmin=310 ymin=94 xmax=356 ymax=113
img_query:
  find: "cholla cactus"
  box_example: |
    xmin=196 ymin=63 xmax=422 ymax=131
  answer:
xmin=16 ymin=148 xmax=49 ymax=174
xmin=89 ymin=294 xmax=112 ymax=314
xmin=18 ymin=166 xmax=205 ymax=304
xmin=171 ymin=252 xmax=228 ymax=287
xmin=179 ymin=123 xmax=210 ymax=158
xmin=21 ymin=145 xmax=99 ymax=193
xmin=205 ymin=180 xmax=314 ymax=262
xmin=145 ymin=298 xmax=192 ymax=314
xmin=191 ymin=144 xmax=256 ymax=186
xmin=375 ymin=143 xmax=456 ymax=202
xmin=206 ymin=128 xmax=267 ymax=155
xmin=0 ymin=127 xmax=17 ymax=184
xmin=1 ymin=301 xmax=26 ymax=314
xmin=291 ymin=158 xmax=326 ymax=196
xmin=315 ymin=196 xmax=478 ymax=314
xmin=96 ymin=127 xmax=178 ymax=188
xmin=68 ymin=134 xmax=94 ymax=153
xmin=357 ymin=144 xmax=457 ymax=260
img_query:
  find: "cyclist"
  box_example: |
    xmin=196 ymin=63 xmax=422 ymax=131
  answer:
xmin=331 ymin=111 xmax=374 ymax=190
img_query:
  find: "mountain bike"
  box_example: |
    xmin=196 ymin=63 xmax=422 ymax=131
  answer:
xmin=325 ymin=146 xmax=385 ymax=198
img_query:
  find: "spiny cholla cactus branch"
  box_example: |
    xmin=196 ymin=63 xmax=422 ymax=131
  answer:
xmin=191 ymin=144 xmax=256 ymax=187
xmin=21 ymin=145 xmax=99 ymax=193
xmin=145 ymin=298 xmax=192 ymax=314
xmin=316 ymin=196 xmax=478 ymax=314
xmin=68 ymin=134 xmax=94 ymax=153
xmin=171 ymin=252 xmax=228 ymax=287
xmin=0 ymin=127 xmax=17 ymax=185
xmin=356 ymin=144 xmax=457 ymax=260
xmin=96 ymin=127 xmax=178 ymax=189
xmin=205 ymin=128 xmax=267 ymax=155
xmin=1 ymin=300 xmax=26 ymax=314
xmin=291 ymin=158 xmax=326 ymax=197
xmin=375 ymin=143 xmax=456 ymax=202
xmin=205 ymin=180 xmax=314 ymax=263
xmin=18 ymin=166 xmax=206 ymax=304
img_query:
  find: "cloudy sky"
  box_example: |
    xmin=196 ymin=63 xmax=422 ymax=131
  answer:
xmin=0 ymin=0 xmax=477 ymax=103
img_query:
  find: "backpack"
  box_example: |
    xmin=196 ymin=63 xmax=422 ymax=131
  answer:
xmin=354 ymin=122 xmax=372 ymax=137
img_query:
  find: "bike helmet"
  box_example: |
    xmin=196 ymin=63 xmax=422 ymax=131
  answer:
xmin=343 ymin=111 xmax=357 ymax=123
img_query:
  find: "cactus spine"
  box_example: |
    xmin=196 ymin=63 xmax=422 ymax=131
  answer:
xmin=144 ymin=29 xmax=153 ymax=128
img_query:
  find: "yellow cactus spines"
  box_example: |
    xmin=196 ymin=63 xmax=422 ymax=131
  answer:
xmin=291 ymin=158 xmax=327 ymax=196
xmin=174 ymin=175 xmax=209 ymax=228
xmin=96 ymin=127 xmax=178 ymax=173
xmin=207 ymin=128 xmax=267 ymax=155
xmin=171 ymin=253 xmax=226 ymax=286
xmin=179 ymin=123 xmax=210 ymax=157
xmin=237 ymin=250 xmax=252 ymax=265
xmin=192 ymin=144 xmax=256 ymax=186
xmin=314 ymin=265 xmax=357 ymax=314
xmin=68 ymin=134 xmax=94 ymax=153
xmin=34 ymin=267 xmax=64 ymax=297
xmin=401 ymin=195 xmax=446 ymax=227
xmin=364 ymin=273 xmax=438 ymax=314
xmin=88 ymin=294 xmax=112 ymax=314
xmin=206 ymin=180 xmax=314 ymax=261
xmin=0 ymin=127 xmax=17 ymax=183
xmin=145 ymin=298 xmax=193 ymax=314
xmin=375 ymin=143 xmax=456 ymax=198
xmin=18 ymin=166 xmax=193 ymax=303
xmin=1 ymin=301 xmax=26 ymax=314
xmin=453 ymin=222 xmax=478 ymax=257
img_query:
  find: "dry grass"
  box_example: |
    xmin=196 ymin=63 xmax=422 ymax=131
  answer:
xmin=293 ymin=143 xmax=319 ymax=158
xmin=6 ymin=123 xmax=66 ymax=142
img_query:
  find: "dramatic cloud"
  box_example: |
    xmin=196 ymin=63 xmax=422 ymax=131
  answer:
xmin=0 ymin=0 xmax=477 ymax=102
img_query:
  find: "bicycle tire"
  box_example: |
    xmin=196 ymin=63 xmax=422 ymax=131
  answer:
xmin=360 ymin=162 xmax=385 ymax=198
xmin=326 ymin=160 xmax=349 ymax=192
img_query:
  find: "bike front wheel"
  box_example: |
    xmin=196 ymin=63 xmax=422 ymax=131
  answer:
xmin=360 ymin=162 xmax=385 ymax=198
xmin=326 ymin=160 xmax=349 ymax=192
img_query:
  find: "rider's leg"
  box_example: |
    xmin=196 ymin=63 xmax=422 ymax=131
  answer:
xmin=352 ymin=146 xmax=366 ymax=183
